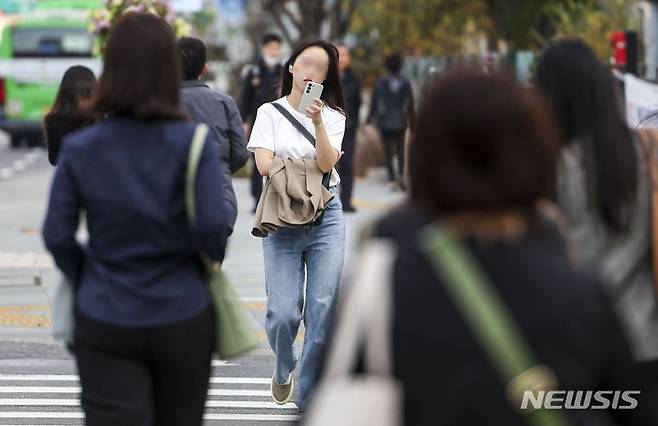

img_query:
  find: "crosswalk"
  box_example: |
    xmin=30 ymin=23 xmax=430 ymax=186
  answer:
xmin=0 ymin=360 xmax=300 ymax=424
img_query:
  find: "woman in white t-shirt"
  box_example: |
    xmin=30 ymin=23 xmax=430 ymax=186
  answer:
xmin=247 ymin=39 xmax=346 ymax=410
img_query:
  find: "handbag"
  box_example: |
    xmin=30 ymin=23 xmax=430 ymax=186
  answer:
xmin=185 ymin=123 xmax=259 ymax=359
xmin=49 ymin=273 xmax=75 ymax=348
xmin=636 ymin=128 xmax=658 ymax=296
xmin=418 ymin=224 xmax=568 ymax=426
xmin=269 ymin=102 xmax=332 ymax=227
xmin=304 ymin=240 xmax=403 ymax=426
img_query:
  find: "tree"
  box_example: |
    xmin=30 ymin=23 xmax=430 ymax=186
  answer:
xmin=545 ymin=0 xmax=642 ymax=60
xmin=259 ymin=0 xmax=360 ymax=45
xmin=90 ymin=0 xmax=191 ymax=52
xmin=350 ymin=0 xmax=488 ymax=56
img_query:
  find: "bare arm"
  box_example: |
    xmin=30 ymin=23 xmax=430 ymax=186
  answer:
xmin=254 ymin=148 xmax=275 ymax=177
xmin=307 ymin=99 xmax=340 ymax=173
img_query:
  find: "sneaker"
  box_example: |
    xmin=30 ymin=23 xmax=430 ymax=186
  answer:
xmin=271 ymin=372 xmax=294 ymax=405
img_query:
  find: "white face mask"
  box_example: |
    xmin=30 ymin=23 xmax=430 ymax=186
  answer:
xmin=263 ymin=55 xmax=280 ymax=68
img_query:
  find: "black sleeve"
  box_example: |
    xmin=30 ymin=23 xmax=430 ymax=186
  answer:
xmin=367 ymin=80 xmax=380 ymax=124
xmin=239 ymin=67 xmax=255 ymax=124
xmin=224 ymin=98 xmax=249 ymax=173
xmin=590 ymin=282 xmax=657 ymax=425
xmin=44 ymin=117 xmax=63 ymax=166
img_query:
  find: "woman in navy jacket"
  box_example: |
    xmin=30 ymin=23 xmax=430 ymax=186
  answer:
xmin=42 ymin=13 xmax=235 ymax=426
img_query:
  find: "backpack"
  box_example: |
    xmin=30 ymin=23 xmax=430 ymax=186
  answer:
xmin=375 ymin=76 xmax=412 ymax=132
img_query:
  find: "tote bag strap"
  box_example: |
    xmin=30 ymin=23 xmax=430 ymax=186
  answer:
xmin=418 ymin=224 xmax=568 ymax=426
xmin=323 ymin=241 xmax=396 ymax=379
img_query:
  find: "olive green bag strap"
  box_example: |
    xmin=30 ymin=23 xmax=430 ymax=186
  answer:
xmin=418 ymin=225 xmax=568 ymax=426
xmin=185 ymin=123 xmax=259 ymax=359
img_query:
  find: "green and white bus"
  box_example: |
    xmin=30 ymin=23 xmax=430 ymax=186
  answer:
xmin=0 ymin=1 xmax=101 ymax=147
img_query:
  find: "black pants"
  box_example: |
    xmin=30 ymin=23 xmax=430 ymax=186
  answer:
xmin=74 ymin=306 xmax=214 ymax=426
xmin=380 ymin=128 xmax=406 ymax=183
xmin=250 ymin=154 xmax=263 ymax=207
xmin=337 ymin=126 xmax=357 ymax=208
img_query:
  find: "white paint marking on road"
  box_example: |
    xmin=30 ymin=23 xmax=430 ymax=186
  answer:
xmin=0 ymin=168 xmax=12 ymax=179
xmin=0 ymin=398 xmax=297 ymax=409
xmin=0 ymin=412 xmax=300 ymax=421
xmin=211 ymin=360 xmax=236 ymax=367
xmin=11 ymin=160 xmax=25 ymax=171
xmin=0 ymin=375 xmax=268 ymax=384
xmin=0 ymin=386 xmax=270 ymax=397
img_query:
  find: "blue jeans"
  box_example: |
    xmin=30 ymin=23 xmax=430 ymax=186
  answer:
xmin=262 ymin=186 xmax=345 ymax=409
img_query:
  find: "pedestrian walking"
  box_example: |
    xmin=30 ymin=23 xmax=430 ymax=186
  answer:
xmin=336 ymin=44 xmax=361 ymax=212
xmin=308 ymin=71 xmax=652 ymax=426
xmin=240 ymin=33 xmax=283 ymax=212
xmin=42 ymin=13 xmax=235 ymax=426
xmin=43 ymin=65 xmax=97 ymax=165
xmin=247 ymin=39 xmax=346 ymax=411
xmin=367 ymin=53 xmax=414 ymax=189
xmin=535 ymin=38 xmax=658 ymax=417
xmin=178 ymin=36 xmax=249 ymax=222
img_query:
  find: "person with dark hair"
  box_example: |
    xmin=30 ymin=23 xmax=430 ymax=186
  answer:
xmin=336 ymin=44 xmax=362 ymax=212
xmin=43 ymin=65 xmax=97 ymax=165
xmin=311 ymin=71 xmax=652 ymax=425
xmin=367 ymin=52 xmax=414 ymax=189
xmin=42 ymin=13 xmax=235 ymax=426
xmin=178 ymin=36 xmax=249 ymax=223
xmin=535 ymin=38 xmax=658 ymax=412
xmin=240 ymin=32 xmax=284 ymax=212
xmin=247 ymin=39 xmax=346 ymax=410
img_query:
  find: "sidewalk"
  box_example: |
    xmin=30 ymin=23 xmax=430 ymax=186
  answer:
xmin=0 ymin=170 xmax=406 ymax=342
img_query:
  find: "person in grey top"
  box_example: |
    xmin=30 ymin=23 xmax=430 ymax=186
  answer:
xmin=535 ymin=39 xmax=658 ymax=409
xmin=178 ymin=37 xmax=249 ymax=223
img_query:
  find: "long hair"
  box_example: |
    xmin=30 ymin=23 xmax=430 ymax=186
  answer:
xmin=93 ymin=12 xmax=185 ymax=121
xmin=535 ymin=39 xmax=637 ymax=232
xmin=47 ymin=65 xmax=97 ymax=120
xmin=280 ymin=39 xmax=346 ymax=114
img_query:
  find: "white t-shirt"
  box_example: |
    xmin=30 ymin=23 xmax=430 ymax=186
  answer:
xmin=247 ymin=96 xmax=346 ymax=187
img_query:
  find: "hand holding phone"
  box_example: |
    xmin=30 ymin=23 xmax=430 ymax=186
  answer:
xmin=298 ymin=81 xmax=324 ymax=115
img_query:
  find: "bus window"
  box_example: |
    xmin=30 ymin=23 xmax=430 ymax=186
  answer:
xmin=12 ymin=28 xmax=92 ymax=58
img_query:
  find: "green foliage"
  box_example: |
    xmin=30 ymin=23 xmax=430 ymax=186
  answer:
xmin=545 ymin=0 xmax=641 ymax=60
xmin=90 ymin=0 xmax=191 ymax=53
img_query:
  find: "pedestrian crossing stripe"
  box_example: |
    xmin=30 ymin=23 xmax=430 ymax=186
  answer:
xmin=0 ymin=413 xmax=301 ymax=421
xmin=0 ymin=372 xmax=300 ymax=423
xmin=0 ymin=399 xmax=297 ymax=409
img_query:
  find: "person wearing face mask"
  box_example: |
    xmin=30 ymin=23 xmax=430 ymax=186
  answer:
xmin=247 ymin=39 xmax=346 ymax=411
xmin=240 ymin=33 xmax=284 ymax=212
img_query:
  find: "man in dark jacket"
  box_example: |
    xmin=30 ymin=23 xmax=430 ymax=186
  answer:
xmin=336 ymin=45 xmax=362 ymax=212
xmin=178 ymin=37 xmax=249 ymax=226
xmin=239 ymin=33 xmax=283 ymax=212
xmin=367 ymin=53 xmax=414 ymax=189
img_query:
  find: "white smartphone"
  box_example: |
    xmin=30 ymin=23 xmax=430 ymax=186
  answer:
xmin=298 ymin=81 xmax=324 ymax=114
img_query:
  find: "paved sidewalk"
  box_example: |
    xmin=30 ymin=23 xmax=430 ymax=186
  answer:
xmin=0 ymin=169 xmax=405 ymax=340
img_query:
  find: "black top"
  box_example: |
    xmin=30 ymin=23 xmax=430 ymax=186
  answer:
xmin=341 ymin=68 xmax=362 ymax=133
xmin=314 ymin=204 xmax=654 ymax=425
xmin=239 ymin=56 xmax=282 ymax=125
xmin=43 ymin=112 xmax=95 ymax=165
xmin=42 ymin=118 xmax=235 ymax=327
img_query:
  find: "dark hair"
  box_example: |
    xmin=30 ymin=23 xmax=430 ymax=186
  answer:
xmin=47 ymin=65 xmax=97 ymax=119
xmin=281 ymin=39 xmax=346 ymax=114
xmin=93 ymin=12 xmax=185 ymax=121
xmin=385 ymin=53 xmax=402 ymax=74
xmin=178 ymin=36 xmax=206 ymax=81
xmin=261 ymin=33 xmax=282 ymax=46
xmin=535 ymin=38 xmax=637 ymax=232
xmin=409 ymin=71 xmax=559 ymax=215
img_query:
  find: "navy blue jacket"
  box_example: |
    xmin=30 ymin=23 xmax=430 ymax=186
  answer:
xmin=42 ymin=118 xmax=235 ymax=327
